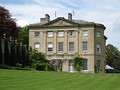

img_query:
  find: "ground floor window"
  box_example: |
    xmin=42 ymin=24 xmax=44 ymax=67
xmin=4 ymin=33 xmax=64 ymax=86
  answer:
xmin=96 ymin=60 xmax=101 ymax=72
xmin=82 ymin=59 xmax=88 ymax=70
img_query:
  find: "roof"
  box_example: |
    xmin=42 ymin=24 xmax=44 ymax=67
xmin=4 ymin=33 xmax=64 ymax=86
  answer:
xmin=29 ymin=17 xmax=106 ymax=29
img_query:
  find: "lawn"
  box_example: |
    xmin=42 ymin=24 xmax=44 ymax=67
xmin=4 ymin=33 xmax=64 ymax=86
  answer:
xmin=0 ymin=69 xmax=120 ymax=90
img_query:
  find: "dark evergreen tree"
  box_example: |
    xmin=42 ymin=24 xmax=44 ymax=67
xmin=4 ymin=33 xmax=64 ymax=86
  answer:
xmin=10 ymin=41 xmax=16 ymax=66
xmin=4 ymin=39 xmax=9 ymax=65
xmin=0 ymin=38 xmax=2 ymax=64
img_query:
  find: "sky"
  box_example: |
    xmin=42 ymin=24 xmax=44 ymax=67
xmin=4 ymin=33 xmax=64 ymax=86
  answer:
xmin=0 ymin=0 xmax=120 ymax=50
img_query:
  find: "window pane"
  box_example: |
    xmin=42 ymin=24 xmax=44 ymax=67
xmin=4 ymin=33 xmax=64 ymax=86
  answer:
xmin=96 ymin=60 xmax=101 ymax=72
xmin=96 ymin=32 xmax=101 ymax=37
xmin=96 ymin=44 xmax=101 ymax=53
xmin=48 ymin=32 xmax=53 ymax=37
xmin=34 ymin=43 xmax=40 ymax=51
xmin=83 ymin=42 xmax=88 ymax=51
xmin=35 ymin=32 xmax=40 ymax=36
xmin=69 ymin=31 xmax=74 ymax=36
xmin=48 ymin=43 xmax=53 ymax=51
xmin=58 ymin=31 xmax=64 ymax=36
xmin=69 ymin=42 xmax=74 ymax=51
xmin=83 ymin=59 xmax=87 ymax=70
xmin=82 ymin=30 xmax=88 ymax=36
xmin=58 ymin=42 xmax=63 ymax=51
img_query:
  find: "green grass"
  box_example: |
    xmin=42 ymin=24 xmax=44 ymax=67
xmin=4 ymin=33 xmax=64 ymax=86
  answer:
xmin=0 ymin=69 xmax=120 ymax=90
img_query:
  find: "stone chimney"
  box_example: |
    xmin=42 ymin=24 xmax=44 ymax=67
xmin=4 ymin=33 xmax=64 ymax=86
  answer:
xmin=68 ymin=13 xmax=72 ymax=21
xmin=40 ymin=14 xmax=50 ymax=23
xmin=45 ymin=14 xmax=50 ymax=23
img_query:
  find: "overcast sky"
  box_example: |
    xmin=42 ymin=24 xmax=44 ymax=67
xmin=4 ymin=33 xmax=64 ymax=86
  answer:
xmin=0 ymin=0 xmax=120 ymax=50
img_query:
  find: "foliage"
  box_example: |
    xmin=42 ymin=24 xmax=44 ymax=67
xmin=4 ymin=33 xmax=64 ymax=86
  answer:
xmin=0 ymin=64 xmax=11 ymax=69
xmin=35 ymin=63 xmax=46 ymax=71
xmin=53 ymin=64 xmax=57 ymax=71
xmin=29 ymin=49 xmax=47 ymax=65
xmin=29 ymin=49 xmax=50 ymax=71
xmin=0 ymin=6 xmax=19 ymax=38
xmin=59 ymin=63 xmax=62 ymax=71
xmin=19 ymin=26 xmax=29 ymax=45
xmin=16 ymin=63 xmax=22 ymax=68
xmin=106 ymin=44 xmax=120 ymax=73
xmin=0 ymin=39 xmax=2 ymax=63
xmin=73 ymin=56 xmax=85 ymax=71
xmin=94 ymin=64 xmax=97 ymax=73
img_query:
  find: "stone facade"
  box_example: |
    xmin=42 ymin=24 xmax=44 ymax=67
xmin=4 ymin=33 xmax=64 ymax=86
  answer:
xmin=29 ymin=13 xmax=107 ymax=73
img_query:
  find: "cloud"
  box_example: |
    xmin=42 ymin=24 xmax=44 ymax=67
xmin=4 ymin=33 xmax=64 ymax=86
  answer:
xmin=0 ymin=0 xmax=120 ymax=49
xmin=16 ymin=19 xmax=29 ymax=27
xmin=0 ymin=0 xmax=37 ymax=4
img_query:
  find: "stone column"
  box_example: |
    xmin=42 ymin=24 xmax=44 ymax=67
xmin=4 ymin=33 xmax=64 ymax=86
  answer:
xmin=64 ymin=31 xmax=68 ymax=54
xmin=75 ymin=31 xmax=79 ymax=54
xmin=53 ymin=31 xmax=57 ymax=54
xmin=62 ymin=59 xmax=69 ymax=72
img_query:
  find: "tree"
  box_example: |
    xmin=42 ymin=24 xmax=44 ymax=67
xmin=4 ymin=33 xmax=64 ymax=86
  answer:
xmin=73 ymin=56 xmax=85 ymax=71
xmin=106 ymin=44 xmax=120 ymax=73
xmin=29 ymin=49 xmax=47 ymax=67
xmin=19 ymin=26 xmax=29 ymax=45
xmin=0 ymin=6 xmax=19 ymax=38
xmin=0 ymin=38 xmax=2 ymax=64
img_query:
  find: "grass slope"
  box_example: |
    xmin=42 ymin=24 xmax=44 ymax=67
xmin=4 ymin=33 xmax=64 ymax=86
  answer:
xmin=0 ymin=69 xmax=120 ymax=90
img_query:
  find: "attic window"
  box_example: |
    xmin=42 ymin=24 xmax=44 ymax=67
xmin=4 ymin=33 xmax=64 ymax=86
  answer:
xmin=69 ymin=31 xmax=74 ymax=36
xmin=35 ymin=32 xmax=40 ymax=37
xmin=82 ymin=30 xmax=88 ymax=36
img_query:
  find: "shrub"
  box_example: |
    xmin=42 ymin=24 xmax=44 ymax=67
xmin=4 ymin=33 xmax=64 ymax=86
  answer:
xmin=45 ymin=63 xmax=49 ymax=71
xmin=53 ymin=65 xmax=57 ymax=71
xmin=59 ymin=63 xmax=62 ymax=71
xmin=73 ymin=56 xmax=85 ymax=71
xmin=35 ymin=63 xmax=46 ymax=71
xmin=94 ymin=64 xmax=97 ymax=73
xmin=16 ymin=63 xmax=22 ymax=68
xmin=0 ymin=64 xmax=11 ymax=69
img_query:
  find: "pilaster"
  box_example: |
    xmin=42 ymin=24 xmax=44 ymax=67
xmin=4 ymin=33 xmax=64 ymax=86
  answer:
xmin=53 ymin=31 xmax=57 ymax=54
xmin=43 ymin=31 xmax=47 ymax=53
xmin=64 ymin=31 xmax=68 ymax=54
xmin=75 ymin=31 xmax=79 ymax=54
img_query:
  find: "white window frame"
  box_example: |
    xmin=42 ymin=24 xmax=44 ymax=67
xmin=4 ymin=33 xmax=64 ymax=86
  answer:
xmin=96 ymin=43 xmax=101 ymax=53
xmin=96 ymin=31 xmax=101 ymax=37
xmin=83 ymin=42 xmax=88 ymax=52
xmin=34 ymin=43 xmax=40 ymax=51
xmin=69 ymin=42 xmax=74 ymax=51
xmin=47 ymin=32 xmax=53 ymax=37
xmin=82 ymin=30 xmax=88 ymax=36
xmin=48 ymin=42 xmax=53 ymax=52
xmin=35 ymin=32 xmax=40 ymax=37
xmin=58 ymin=31 xmax=64 ymax=37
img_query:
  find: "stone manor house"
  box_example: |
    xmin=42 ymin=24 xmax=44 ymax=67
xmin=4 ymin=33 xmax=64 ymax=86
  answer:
xmin=29 ymin=13 xmax=107 ymax=73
